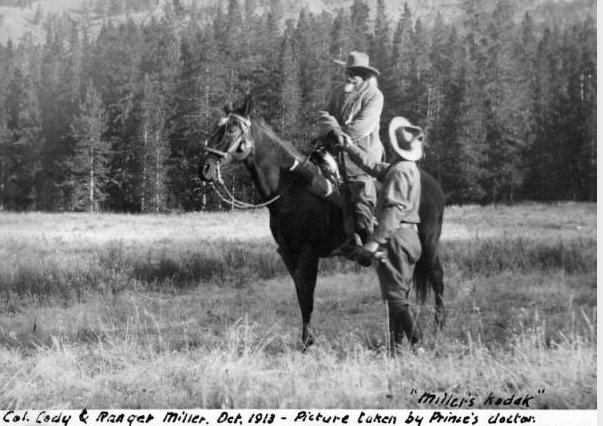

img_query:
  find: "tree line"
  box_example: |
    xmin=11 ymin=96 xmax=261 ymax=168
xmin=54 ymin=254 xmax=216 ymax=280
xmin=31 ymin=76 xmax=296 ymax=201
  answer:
xmin=0 ymin=0 xmax=596 ymax=212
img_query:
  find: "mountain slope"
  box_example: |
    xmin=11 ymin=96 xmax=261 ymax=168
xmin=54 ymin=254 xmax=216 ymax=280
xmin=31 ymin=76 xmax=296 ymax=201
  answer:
xmin=0 ymin=0 xmax=595 ymax=45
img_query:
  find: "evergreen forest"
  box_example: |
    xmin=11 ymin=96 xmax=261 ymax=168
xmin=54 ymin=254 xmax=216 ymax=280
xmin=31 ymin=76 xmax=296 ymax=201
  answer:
xmin=0 ymin=0 xmax=596 ymax=212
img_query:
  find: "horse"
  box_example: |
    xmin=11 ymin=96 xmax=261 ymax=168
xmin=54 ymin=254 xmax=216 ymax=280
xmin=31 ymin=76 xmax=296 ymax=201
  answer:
xmin=198 ymin=95 xmax=445 ymax=349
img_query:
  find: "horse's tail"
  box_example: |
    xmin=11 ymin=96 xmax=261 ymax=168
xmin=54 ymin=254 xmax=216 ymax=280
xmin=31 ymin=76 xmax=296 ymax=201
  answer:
xmin=415 ymin=170 xmax=446 ymax=306
xmin=414 ymin=208 xmax=444 ymax=304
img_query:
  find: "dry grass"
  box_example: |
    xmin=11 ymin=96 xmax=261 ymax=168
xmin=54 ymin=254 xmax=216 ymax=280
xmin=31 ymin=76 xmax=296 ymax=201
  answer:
xmin=0 ymin=203 xmax=597 ymax=409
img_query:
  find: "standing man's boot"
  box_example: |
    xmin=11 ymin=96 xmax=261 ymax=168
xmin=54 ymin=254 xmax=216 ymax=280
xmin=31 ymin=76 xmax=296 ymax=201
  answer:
xmin=388 ymin=301 xmax=422 ymax=354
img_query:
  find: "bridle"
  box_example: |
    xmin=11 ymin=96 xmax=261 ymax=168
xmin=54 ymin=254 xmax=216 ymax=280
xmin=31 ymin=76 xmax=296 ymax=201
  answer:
xmin=202 ymin=114 xmax=289 ymax=209
xmin=203 ymin=113 xmax=252 ymax=158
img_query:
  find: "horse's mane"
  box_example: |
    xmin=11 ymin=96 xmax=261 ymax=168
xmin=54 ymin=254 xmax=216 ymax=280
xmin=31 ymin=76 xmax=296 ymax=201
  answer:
xmin=251 ymin=117 xmax=305 ymax=160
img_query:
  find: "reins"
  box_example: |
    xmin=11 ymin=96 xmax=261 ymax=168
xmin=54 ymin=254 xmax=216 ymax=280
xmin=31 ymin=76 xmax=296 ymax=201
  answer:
xmin=209 ymin=166 xmax=286 ymax=209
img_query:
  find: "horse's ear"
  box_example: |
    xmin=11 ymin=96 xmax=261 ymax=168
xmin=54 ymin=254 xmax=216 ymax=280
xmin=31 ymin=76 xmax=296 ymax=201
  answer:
xmin=226 ymin=94 xmax=253 ymax=117
xmin=240 ymin=93 xmax=254 ymax=117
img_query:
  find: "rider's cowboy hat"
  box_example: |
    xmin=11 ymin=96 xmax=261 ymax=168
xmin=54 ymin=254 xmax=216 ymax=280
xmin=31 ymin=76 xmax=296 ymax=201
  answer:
xmin=388 ymin=116 xmax=424 ymax=161
xmin=333 ymin=52 xmax=380 ymax=77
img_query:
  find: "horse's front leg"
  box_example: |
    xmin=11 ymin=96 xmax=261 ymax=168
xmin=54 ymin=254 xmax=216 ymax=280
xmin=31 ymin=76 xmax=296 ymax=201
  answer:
xmin=277 ymin=245 xmax=319 ymax=350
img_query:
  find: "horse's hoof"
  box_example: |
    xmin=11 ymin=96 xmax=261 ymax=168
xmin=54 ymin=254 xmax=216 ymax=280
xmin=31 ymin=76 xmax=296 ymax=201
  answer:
xmin=300 ymin=337 xmax=315 ymax=352
xmin=435 ymin=318 xmax=446 ymax=331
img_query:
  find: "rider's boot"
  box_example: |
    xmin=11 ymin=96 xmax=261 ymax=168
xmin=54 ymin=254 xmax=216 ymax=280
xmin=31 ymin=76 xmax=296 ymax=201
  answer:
xmin=331 ymin=232 xmax=363 ymax=258
xmin=291 ymin=163 xmax=344 ymax=207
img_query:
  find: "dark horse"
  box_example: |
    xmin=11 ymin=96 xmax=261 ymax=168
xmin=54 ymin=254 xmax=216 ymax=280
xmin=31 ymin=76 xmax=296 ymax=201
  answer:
xmin=199 ymin=96 xmax=445 ymax=348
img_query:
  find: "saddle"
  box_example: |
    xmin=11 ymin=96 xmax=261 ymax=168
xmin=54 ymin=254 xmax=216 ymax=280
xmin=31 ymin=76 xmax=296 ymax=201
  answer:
xmin=309 ymin=146 xmax=343 ymax=187
xmin=297 ymin=146 xmax=344 ymax=208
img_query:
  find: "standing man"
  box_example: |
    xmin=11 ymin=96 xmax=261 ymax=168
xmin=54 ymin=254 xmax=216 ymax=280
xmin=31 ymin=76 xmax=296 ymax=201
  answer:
xmin=337 ymin=116 xmax=424 ymax=350
xmin=315 ymin=51 xmax=385 ymax=256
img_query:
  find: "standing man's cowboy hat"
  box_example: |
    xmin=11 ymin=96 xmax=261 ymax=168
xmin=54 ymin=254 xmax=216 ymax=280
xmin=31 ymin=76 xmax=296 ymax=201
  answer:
xmin=333 ymin=51 xmax=380 ymax=76
xmin=388 ymin=116 xmax=424 ymax=161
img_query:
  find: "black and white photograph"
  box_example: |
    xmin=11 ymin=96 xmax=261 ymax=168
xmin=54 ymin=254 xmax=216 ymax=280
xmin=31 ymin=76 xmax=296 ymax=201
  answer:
xmin=0 ymin=0 xmax=596 ymax=418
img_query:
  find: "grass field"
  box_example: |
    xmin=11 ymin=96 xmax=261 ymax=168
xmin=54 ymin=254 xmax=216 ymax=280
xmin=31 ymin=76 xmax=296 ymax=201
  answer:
xmin=0 ymin=203 xmax=597 ymax=409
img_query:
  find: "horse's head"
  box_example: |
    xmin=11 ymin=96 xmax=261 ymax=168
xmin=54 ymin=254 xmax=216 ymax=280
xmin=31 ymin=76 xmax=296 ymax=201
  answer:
xmin=198 ymin=96 xmax=254 ymax=182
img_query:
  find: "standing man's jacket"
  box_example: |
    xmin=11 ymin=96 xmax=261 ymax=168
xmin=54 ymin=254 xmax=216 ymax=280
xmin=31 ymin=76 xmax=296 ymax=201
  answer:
xmin=344 ymin=143 xmax=422 ymax=244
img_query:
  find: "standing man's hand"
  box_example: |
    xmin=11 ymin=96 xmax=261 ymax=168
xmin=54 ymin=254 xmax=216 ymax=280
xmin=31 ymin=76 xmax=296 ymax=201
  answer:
xmin=362 ymin=241 xmax=379 ymax=254
xmin=354 ymin=240 xmax=380 ymax=267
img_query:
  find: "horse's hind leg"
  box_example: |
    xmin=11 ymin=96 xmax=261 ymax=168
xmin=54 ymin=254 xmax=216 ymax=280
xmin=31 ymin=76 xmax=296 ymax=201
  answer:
xmin=277 ymin=245 xmax=319 ymax=349
xmin=417 ymin=233 xmax=446 ymax=331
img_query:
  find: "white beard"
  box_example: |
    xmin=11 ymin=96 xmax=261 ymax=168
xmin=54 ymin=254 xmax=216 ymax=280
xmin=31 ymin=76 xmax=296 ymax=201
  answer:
xmin=343 ymin=82 xmax=356 ymax=93
xmin=343 ymin=75 xmax=364 ymax=92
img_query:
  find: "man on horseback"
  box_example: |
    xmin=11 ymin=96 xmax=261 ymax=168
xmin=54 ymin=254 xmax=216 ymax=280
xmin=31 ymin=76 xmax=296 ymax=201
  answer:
xmin=314 ymin=52 xmax=385 ymax=257
xmin=200 ymin=94 xmax=445 ymax=349
xmin=336 ymin=116 xmax=425 ymax=350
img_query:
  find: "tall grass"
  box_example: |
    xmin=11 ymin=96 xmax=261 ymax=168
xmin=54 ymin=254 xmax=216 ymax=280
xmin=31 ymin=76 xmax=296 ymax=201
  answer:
xmin=0 ymin=234 xmax=595 ymax=306
xmin=0 ymin=238 xmax=360 ymax=304
xmin=0 ymin=301 xmax=596 ymax=408
xmin=0 ymin=205 xmax=597 ymax=408
xmin=442 ymin=236 xmax=596 ymax=276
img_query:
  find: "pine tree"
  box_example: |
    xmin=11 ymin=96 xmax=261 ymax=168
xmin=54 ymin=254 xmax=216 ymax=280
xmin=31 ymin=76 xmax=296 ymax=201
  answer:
xmin=68 ymin=82 xmax=111 ymax=212
xmin=109 ymin=0 xmax=124 ymax=16
xmin=296 ymin=9 xmax=333 ymax=141
xmin=0 ymin=112 xmax=13 ymax=211
xmin=91 ymin=20 xmax=144 ymax=211
xmin=138 ymin=74 xmax=170 ymax=212
xmin=269 ymin=0 xmax=284 ymax=25
xmin=482 ymin=0 xmax=526 ymax=202
xmin=389 ymin=3 xmax=414 ymax=119
xmin=551 ymin=19 xmax=596 ymax=201
xmin=196 ymin=25 xmax=229 ymax=122
xmin=225 ymin=0 xmax=245 ymax=60
xmin=329 ymin=9 xmax=353 ymax=91
xmin=64 ymin=24 xmax=84 ymax=106
xmin=426 ymin=13 xmax=449 ymax=125
xmin=329 ymin=9 xmax=352 ymax=61
xmin=214 ymin=1 xmax=228 ymax=54
xmin=414 ymin=20 xmax=432 ymax=118
xmin=370 ymin=0 xmax=390 ymax=75
xmin=453 ymin=0 xmax=490 ymax=202
xmin=456 ymin=82 xmax=488 ymax=202
xmin=527 ymin=25 xmax=564 ymax=200
xmin=140 ymin=18 xmax=179 ymax=85
xmin=575 ymin=16 xmax=596 ymax=200
xmin=434 ymin=28 xmax=467 ymax=194
xmin=188 ymin=24 xmax=232 ymax=210
xmin=4 ymin=62 xmax=44 ymax=210
xmin=249 ymin=4 xmax=284 ymax=118
xmin=38 ymin=22 xmax=68 ymax=210
xmin=279 ymin=27 xmax=302 ymax=142
xmin=515 ymin=12 xmax=539 ymax=199
xmin=370 ymin=0 xmax=392 ymax=124
xmin=350 ymin=0 xmax=370 ymax=51
xmin=89 ymin=20 xmax=142 ymax=125
xmin=244 ymin=0 xmax=256 ymax=21
xmin=93 ymin=0 xmax=107 ymax=17
xmin=172 ymin=0 xmax=185 ymax=17
xmin=422 ymin=13 xmax=452 ymax=180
